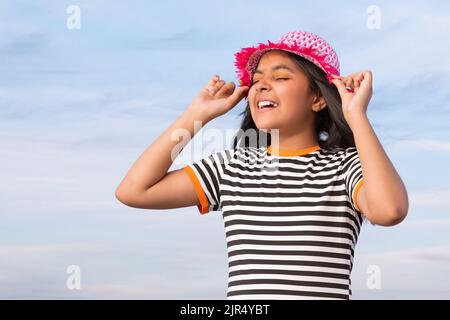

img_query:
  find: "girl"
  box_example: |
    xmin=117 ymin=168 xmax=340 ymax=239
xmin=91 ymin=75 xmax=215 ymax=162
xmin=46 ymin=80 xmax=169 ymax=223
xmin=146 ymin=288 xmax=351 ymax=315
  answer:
xmin=115 ymin=30 xmax=409 ymax=300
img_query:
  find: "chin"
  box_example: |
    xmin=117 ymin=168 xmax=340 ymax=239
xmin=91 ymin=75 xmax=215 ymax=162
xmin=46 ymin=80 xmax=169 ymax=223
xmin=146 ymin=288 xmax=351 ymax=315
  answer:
xmin=254 ymin=119 xmax=279 ymax=131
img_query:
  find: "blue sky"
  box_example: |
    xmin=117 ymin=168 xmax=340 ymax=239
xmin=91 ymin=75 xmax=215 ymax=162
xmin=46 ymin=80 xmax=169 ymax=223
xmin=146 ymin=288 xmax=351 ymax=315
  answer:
xmin=1 ymin=0 xmax=450 ymax=299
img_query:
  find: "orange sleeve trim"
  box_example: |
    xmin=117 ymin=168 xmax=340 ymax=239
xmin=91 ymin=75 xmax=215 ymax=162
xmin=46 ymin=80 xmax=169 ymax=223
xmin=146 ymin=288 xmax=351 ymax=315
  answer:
xmin=352 ymin=178 xmax=364 ymax=212
xmin=183 ymin=166 xmax=210 ymax=215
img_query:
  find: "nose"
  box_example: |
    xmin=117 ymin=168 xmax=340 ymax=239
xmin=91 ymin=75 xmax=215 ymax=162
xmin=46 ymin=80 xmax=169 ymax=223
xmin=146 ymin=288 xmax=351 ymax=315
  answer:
xmin=254 ymin=78 xmax=271 ymax=92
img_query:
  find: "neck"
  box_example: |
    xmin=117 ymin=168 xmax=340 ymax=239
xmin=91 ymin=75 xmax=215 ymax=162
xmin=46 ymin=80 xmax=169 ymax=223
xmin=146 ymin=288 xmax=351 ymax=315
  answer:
xmin=270 ymin=129 xmax=319 ymax=150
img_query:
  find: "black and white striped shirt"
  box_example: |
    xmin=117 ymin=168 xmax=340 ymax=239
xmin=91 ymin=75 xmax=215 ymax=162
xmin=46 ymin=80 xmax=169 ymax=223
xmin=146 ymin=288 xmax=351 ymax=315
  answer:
xmin=183 ymin=144 xmax=365 ymax=300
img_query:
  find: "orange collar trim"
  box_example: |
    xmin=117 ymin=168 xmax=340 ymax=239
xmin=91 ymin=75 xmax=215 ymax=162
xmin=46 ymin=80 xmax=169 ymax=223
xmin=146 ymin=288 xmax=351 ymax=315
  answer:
xmin=267 ymin=144 xmax=321 ymax=157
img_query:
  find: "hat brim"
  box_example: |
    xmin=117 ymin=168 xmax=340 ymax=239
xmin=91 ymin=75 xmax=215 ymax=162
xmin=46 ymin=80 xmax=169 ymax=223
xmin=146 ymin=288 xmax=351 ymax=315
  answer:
xmin=234 ymin=40 xmax=340 ymax=89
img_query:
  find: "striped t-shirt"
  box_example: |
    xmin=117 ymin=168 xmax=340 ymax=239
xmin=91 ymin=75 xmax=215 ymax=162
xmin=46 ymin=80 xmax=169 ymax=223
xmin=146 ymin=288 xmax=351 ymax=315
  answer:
xmin=183 ymin=144 xmax=365 ymax=300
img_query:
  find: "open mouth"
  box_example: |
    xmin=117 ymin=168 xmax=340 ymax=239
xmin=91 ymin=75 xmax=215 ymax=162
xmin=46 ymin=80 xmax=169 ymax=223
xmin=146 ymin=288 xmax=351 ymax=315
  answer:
xmin=257 ymin=100 xmax=278 ymax=111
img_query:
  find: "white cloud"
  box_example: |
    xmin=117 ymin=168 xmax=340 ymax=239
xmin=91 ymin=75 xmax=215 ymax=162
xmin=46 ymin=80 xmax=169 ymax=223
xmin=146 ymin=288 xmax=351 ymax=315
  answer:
xmin=392 ymin=139 xmax=450 ymax=153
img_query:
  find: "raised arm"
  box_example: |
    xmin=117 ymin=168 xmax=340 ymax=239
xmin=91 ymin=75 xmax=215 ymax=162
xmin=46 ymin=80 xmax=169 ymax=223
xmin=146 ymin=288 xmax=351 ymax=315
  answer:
xmin=332 ymin=71 xmax=409 ymax=226
xmin=115 ymin=75 xmax=249 ymax=209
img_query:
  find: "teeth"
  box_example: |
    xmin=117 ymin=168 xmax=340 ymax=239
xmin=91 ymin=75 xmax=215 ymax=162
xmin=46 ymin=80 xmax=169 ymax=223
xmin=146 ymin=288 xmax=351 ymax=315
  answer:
xmin=258 ymin=100 xmax=278 ymax=108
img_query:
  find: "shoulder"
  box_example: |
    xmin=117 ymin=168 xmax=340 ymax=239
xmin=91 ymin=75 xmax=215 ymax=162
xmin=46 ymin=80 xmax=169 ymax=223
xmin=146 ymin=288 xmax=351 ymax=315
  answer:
xmin=316 ymin=147 xmax=360 ymax=167
xmin=344 ymin=146 xmax=358 ymax=154
xmin=318 ymin=146 xmax=347 ymax=159
xmin=342 ymin=146 xmax=359 ymax=160
xmin=323 ymin=146 xmax=358 ymax=157
xmin=337 ymin=147 xmax=361 ymax=169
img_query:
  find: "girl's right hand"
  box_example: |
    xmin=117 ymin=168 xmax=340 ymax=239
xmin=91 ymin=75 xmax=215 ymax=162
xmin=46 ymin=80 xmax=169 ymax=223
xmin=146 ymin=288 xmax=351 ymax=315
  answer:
xmin=187 ymin=75 xmax=249 ymax=122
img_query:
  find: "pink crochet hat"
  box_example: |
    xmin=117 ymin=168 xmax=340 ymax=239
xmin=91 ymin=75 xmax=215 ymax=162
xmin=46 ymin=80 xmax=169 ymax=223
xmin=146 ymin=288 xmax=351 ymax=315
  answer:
xmin=234 ymin=30 xmax=340 ymax=88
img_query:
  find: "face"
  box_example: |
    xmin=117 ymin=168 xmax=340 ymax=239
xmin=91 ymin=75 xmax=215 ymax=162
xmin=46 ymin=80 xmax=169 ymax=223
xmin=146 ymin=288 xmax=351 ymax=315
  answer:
xmin=248 ymin=50 xmax=324 ymax=135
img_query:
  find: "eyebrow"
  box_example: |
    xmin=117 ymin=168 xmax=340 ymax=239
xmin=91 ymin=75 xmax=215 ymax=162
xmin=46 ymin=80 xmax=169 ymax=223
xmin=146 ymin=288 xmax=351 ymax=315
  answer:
xmin=253 ymin=64 xmax=295 ymax=76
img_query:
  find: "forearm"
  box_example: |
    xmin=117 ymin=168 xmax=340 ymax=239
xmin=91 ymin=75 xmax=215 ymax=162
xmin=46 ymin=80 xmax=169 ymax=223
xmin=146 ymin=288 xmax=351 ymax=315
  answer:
xmin=116 ymin=106 xmax=209 ymax=195
xmin=348 ymin=113 xmax=409 ymax=216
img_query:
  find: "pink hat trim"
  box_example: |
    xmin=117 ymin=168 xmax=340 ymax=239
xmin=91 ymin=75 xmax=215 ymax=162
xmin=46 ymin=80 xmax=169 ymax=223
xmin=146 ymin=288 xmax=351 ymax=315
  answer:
xmin=234 ymin=38 xmax=340 ymax=88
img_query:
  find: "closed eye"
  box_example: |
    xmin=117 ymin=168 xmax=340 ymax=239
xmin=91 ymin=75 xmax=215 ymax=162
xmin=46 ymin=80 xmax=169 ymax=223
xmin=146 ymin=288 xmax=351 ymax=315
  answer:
xmin=251 ymin=78 xmax=289 ymax=85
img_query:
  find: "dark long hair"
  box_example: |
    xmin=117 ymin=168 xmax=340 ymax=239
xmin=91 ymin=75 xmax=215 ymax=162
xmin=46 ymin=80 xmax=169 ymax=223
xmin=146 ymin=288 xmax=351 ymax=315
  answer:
xmin=231 ymin=51 xmax=355 ymax=152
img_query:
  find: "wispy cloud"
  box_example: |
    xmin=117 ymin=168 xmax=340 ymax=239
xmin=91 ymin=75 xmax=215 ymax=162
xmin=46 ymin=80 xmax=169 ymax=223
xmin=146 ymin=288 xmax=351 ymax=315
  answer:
xmin=392 ymin=139 xmax=450 ymax=153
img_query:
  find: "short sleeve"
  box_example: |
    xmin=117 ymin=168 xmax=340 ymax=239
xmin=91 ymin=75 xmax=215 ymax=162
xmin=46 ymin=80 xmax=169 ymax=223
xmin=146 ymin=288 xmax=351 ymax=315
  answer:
xmin=341 ymin=147 xmax=365 ymax=213
xmin=183 ymin=150 xmax=229 ymax=215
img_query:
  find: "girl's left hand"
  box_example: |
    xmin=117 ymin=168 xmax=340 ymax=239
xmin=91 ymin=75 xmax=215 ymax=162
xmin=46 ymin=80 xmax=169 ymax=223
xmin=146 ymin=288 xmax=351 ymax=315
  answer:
xmin=331 ymin=70 xmax=373 ymax=126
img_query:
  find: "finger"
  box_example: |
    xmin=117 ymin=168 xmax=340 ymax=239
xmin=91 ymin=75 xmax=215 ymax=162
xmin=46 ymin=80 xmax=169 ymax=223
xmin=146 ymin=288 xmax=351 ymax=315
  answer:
xmin=354 ymin=73 xmax=364 ymax=82
xmin=345 ymin=77 xmax=354 ymax=88
xmin=342 ymin=76 xmax=353 ymax=89
xmin=361 ymin=70 xmax=373 ymax=86
xmin=214 ymin=79 xmax=226 ymax=91
xmin=216 ymin=82 xmax=235 ymax=98
xmin=209 ymin=80 xmax=225 ymax=95
xmin=204 ymin=75 xmax=220 ymax=95
xmin=206 ymin=75 xmax=219 ymax=87
xmin=355 ymin=72 xmax=372 ymax=92
xmin=331 ymin=78 xmax=347 ymax=97
xmin=346 ymin=78 xmax=356 ymax=92
xmin=347 ymin=72 xmax=362 ymax=82
xmin=225 ymin=85 xmax=249 ymax=107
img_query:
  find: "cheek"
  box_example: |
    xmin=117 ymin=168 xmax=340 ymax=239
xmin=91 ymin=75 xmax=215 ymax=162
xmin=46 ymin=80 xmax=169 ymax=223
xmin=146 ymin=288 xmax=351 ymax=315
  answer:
xmin=278 ymin=86 xmax=309 ymax=111
xmin=247 ymin=86 xmax=257 ymax=108
xmin=248 ymin=84 xmax=257 ymax=95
